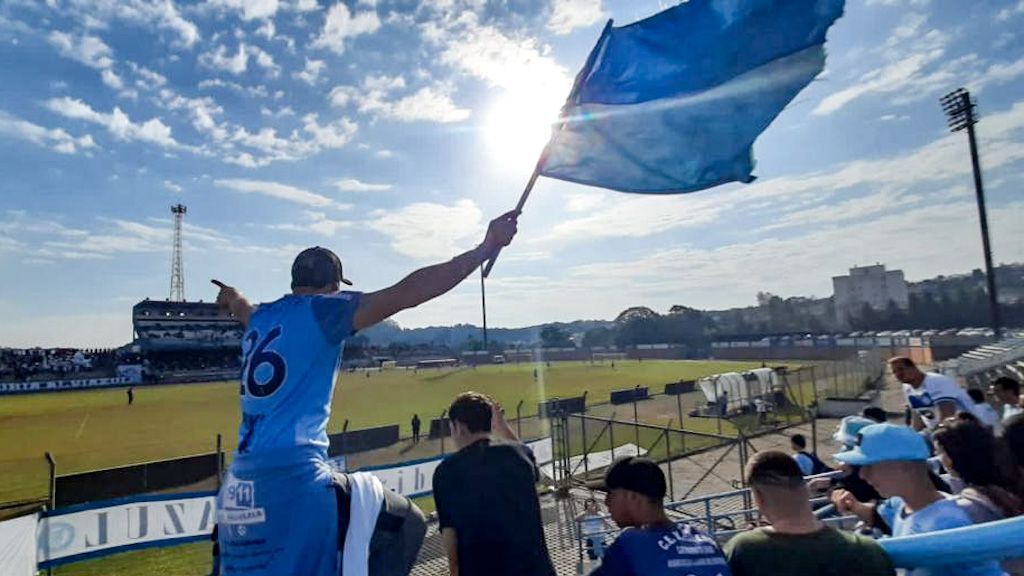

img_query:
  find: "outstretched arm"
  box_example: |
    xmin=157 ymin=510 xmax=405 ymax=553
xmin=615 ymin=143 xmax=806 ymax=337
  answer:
xmin=212 ymin=279 xmax=256 ymax=328
xmin=352 ymin=210 xmax=518 ymax=332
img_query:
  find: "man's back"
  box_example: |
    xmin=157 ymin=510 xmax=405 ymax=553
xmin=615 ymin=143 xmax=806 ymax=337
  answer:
xmin=432 ymin=439 xmax=555 ymax=576
xmin=592 ymin=522 xmax=731 ymax=576
xmin=724 ymin=526 xmax=894 ymax=576
xmin=238 ymin=292 xmax=360 ymax=457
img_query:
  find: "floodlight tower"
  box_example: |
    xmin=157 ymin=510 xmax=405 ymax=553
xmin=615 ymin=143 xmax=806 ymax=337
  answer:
xmin=939 ymin=88 xmax=1001 ymax=340
xmin=170 ymin=204 xmax=187 ymax=302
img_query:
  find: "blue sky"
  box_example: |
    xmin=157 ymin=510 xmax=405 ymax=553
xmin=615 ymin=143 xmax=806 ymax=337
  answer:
xmin=1 ymin=0 xmax=1023 ymax=348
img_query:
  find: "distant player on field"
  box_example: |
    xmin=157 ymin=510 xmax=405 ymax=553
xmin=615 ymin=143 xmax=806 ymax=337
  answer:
xmin=211 ymin=210 xmax=519 ymax=576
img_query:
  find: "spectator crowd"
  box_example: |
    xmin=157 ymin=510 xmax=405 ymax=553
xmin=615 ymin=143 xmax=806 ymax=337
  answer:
xmin=0 ymin=347 xmax=116 ymax=382
xmin=425 ymin=357 xmax=1023 ymax=576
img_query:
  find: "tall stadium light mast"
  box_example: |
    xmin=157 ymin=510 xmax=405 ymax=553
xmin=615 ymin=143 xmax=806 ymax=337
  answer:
xmin=170 ymin=204 xmax=187 ymax=302
xmin=940 ymin=88 xmax=1001 ymax=340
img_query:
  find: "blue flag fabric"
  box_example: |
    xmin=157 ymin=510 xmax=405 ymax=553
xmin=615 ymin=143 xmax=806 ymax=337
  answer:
xmin=540 ymin=0 xmax=845 ymax=194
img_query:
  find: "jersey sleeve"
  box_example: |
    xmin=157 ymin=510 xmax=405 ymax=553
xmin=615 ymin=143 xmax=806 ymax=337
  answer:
xmin=311 ymin=291 xmax=362 ymax=345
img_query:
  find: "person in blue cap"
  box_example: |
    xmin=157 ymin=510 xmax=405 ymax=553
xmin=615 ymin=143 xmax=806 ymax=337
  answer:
xmin=832 ymin=423 xmax=1005 ymax=576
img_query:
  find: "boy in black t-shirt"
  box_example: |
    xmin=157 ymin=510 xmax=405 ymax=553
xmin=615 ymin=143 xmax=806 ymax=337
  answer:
xmin=432 ymin=392 xmax=555 ymax=576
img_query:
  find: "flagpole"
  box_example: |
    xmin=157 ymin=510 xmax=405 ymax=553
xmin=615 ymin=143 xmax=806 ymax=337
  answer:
xmin=481 ymin=155 xmax=545 ymax=278
xmin=482 ymin=19 xmax=614 ymax=279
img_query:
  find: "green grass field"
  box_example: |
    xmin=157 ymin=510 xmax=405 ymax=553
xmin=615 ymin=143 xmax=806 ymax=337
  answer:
xmin=0 ymin=359 xmax=769 ymax=505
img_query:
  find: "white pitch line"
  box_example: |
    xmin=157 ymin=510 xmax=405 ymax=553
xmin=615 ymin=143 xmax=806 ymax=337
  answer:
xmin=75 ymin=412 xmax=90 ymax=439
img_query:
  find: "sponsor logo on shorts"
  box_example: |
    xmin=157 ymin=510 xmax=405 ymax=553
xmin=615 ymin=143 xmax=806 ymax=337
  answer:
xmin=222 ymin=477 xmax=266 ymax=526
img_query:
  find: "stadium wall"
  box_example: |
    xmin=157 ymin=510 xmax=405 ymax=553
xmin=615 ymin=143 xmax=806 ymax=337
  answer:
xmin=55 ymin=453 xmax=220 ymax=507
xmin=327 ymin=425 xmax=400 ymax=456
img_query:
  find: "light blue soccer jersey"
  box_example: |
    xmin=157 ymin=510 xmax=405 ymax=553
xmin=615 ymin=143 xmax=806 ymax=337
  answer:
xmin=880 ymin=496 xmax=1006 ymax=576
xmin=237 ymin=292 xmax=361 ymax=457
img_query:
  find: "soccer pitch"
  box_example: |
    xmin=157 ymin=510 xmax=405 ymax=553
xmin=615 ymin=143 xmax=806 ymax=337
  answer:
xmin=0 ymin=359 xmax=767 ymax=506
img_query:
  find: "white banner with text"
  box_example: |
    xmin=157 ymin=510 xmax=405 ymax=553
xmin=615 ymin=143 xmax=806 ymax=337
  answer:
xmin=37 ymin=493 xmax=216 ymax=568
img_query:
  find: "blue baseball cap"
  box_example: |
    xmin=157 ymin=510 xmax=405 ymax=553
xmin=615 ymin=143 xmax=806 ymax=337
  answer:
xmin=833 ymin=423 xmax=929 ymax=466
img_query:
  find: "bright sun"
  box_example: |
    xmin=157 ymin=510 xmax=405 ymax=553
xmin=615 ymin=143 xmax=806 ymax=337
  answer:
xmin=484 ymin=87 xmax=566 ymax=169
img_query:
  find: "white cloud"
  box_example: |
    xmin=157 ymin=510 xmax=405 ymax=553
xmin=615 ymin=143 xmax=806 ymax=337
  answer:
xmin=386 ymin=86 xmax=470 ymax=123
xmin=997 ymin=0 xmax=1024 ymax=21
xmin=548 ymin=0 xmax=605 ymax=35
xmin=563 ymin=200 xmax=1024 ymax=313
xmin=158 ymin=88 xmax=229 ymax=142
xmin=163 ymin=180 xmax=183 ymax=193
xmin=437 ymin=20 xmax=569 ymax=92
xmin=814 ymin=16 xmax=950 ymax=115
xmin=249 ymin=45 xmax=279 ymax=77
xmin=47 ymin=31 xmax=114 ymax=70
xmin=302 ymin=113 xmax=358 ymax=148
xmin=285 ymin=0 xmax=319 ymax=11
xmin=548 ymin=99 xmax=1024 ymax=243
xmin=332 ymin=178 xmax=392 ymax=192
xmin=255 ymin=19 xmax=275 ymax=39
xmin=330 ymin=75 xmax=469 ymax=123
xmin=128 ymin=63 xmax=167 ymax=90
xmin=209 ymin=0 xmax=280 ymax=20
xmin=312 ymin=2 xmax=381 ymax=54
xmin=214 ymin=178 xmax=338 ymax=207
xmin=375 ymin=149 xmax=393 ymax=158
xmin=368 ymin=199 xmax=484 ymax=260
xmin=199 ymin=43 xmax=249 ymax=75
xmin=196 ymin=78 xmax=268 ymax=98
xmin=44 ymin=97 xmax=181 ymax=149
xmin=815 ymin=14 xmax=1024 ymax=117
xmin=0 ymin=110 xmax=98 ymax=155
xmin=260 ymin=105 xmax=296 ymax=118
xmin=101 ymin=68 xmax=125 ymax=90
xmin=293 ymin=58 xmax=326 ymax=85
xmin=58 ymin=0 xmax=200 ymax=48
xmin=269 ymin=211 xmax=355 ymax=236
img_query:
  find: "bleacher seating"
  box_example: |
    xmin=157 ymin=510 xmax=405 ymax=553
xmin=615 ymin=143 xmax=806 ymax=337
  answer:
xmin=944 ymin=336 xmax=1024 ymax=386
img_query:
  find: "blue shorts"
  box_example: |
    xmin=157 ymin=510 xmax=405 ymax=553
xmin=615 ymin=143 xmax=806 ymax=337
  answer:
xmin=217 ymin=447 xmax=339 ymax=576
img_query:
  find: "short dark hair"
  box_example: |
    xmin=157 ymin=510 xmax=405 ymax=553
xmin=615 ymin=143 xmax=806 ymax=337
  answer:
xmin=861 ymin=406 xmax=887 ymax=423
xmin=602 ymin=457 xmax=666 ymax=502
xmin=888 ymin=356 xmax=916 ymax=369
xmin=790 ymin=434 xmax=807 ymax=449
xmin=994 ymin=377 xmax=1021 ymax=397
xmin=448 ymin=392 xmax=492 ymax=433
xmin=968 ymin=388 xmax=986 ymax=404
xmin=748 ymin=451 xmax=805 ymax=490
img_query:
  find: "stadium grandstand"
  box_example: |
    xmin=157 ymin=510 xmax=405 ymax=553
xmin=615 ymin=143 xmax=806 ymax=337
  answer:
xmin=132 ymin=299 xmax=242 ymax=383
xmin=0 ymin=347 xmax=117 ymax=382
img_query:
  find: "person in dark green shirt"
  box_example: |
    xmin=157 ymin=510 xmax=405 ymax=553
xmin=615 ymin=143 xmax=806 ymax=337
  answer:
xmin=724 ymin=450 xmax=895 ymax=576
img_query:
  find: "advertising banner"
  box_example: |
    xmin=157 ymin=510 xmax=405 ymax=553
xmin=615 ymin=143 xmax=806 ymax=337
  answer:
xmin=37 ymin=492 xmax=216 ymax=568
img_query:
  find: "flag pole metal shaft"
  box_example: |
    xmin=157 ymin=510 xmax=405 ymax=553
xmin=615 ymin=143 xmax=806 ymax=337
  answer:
xmin=482 ymin=161 xmax=543 ymax=277
xmin=482 ymin=19 xmax=614 ymax=279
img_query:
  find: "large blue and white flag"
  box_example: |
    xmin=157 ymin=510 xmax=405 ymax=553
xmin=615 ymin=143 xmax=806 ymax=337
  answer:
xmin=540 ymin=0 xmax=845 ymax=194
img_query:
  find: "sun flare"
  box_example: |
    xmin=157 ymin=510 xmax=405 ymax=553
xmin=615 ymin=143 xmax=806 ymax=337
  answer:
xmin=484 ymin=86 xmax=566 ymax=169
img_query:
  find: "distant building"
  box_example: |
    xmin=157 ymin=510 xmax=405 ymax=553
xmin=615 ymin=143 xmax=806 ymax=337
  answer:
xmin=833 ymin=264 xmax=908 ymax=327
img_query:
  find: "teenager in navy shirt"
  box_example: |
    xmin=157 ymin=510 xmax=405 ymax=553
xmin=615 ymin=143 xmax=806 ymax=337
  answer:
xmin=590 ymin=457 xmax=732 ymax=576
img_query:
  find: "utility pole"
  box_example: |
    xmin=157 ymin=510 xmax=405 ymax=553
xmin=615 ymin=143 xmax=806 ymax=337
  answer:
xmin=940 ymin=89 xmax=1002 ymax=340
